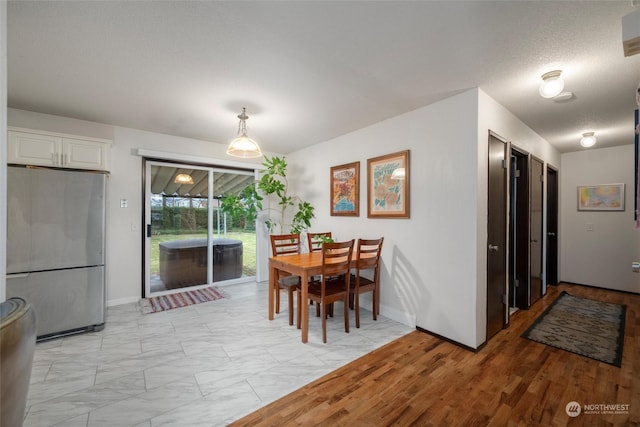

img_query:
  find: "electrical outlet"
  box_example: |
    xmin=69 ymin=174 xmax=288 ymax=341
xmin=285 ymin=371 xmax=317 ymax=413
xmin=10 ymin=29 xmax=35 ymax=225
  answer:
xmin=120 ymin=199 xmax=128 ymax=208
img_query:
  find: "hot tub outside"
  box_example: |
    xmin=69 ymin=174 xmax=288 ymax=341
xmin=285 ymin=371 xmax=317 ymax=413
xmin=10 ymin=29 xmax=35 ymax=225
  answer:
xmin=159 ymin=238 xmax=243 ymax=289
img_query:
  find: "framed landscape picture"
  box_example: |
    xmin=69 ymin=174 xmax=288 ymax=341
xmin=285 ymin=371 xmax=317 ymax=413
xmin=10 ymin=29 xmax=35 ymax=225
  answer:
xmin=367 ymin=150 xmax=410 ymax=218
xmin=330 ymin=161 xmax=360 ymax=216
xmin=577 ymin=183 xmax=625 ymax=211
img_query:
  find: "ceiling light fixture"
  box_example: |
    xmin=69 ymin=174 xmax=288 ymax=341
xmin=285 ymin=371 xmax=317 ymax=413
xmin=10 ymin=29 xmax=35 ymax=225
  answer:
xmin=552 ymin=91 xmax=574 ymax=103
xmin=174 ymin=173 xmax=194 ymax=184
xmin=580 ymin=132 xmax=597 ymax=148
xmin=539 ymin=70 xmax=565 ymax=98
xmin=226 ymin=107 xmax=263 ymax=158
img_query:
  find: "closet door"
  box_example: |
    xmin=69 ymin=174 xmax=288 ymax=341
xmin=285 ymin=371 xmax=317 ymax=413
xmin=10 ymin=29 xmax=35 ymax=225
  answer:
xmin=509 ymin=147 xmax=529 ymax=310
xmin=487 ymin=133 xmax=508 ymax=340
xmin=529 ymin=157 xmax=544 ymax=305
xmin=546 ymin=166 xmax=559 ymax=287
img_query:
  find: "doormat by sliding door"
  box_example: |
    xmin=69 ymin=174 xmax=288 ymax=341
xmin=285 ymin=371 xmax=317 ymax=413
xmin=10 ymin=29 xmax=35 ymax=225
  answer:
xmin=140 ymin=287 xmax=225 ymax=314
xmin=521 ymin=291 xmax=626 ymax=367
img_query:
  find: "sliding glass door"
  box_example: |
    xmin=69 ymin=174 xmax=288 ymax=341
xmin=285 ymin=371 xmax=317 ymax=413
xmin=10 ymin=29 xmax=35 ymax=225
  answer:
xmin=144 ymin=160 xmax=256 ymax=297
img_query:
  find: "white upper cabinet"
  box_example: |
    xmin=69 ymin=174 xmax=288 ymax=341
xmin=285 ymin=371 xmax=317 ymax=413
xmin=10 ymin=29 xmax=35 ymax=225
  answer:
xmin=8 ymin=128 xmax=111 ymax=171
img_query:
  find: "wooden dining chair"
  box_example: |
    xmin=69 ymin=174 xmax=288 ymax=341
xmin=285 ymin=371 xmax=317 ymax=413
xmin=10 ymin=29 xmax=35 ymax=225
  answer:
xmin=270 ymin=233 xmax=302 ymax=327
xmin=307 ymin=239 xmax=354 ymax=343
xmin=350 ymin=237 xmax=384 ymax=328
xmin=307 ymin=232 xmax=333 ymax=252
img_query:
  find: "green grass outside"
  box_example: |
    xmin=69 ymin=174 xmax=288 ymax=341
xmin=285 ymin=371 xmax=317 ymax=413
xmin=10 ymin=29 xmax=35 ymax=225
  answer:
xmin=150 ymin=231 xmax=257 ymax=277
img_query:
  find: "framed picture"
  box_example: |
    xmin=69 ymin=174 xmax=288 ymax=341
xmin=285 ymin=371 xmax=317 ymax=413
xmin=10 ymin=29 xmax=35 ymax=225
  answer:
xmin=330 ymin=161 xmax=360 ymax=216
xmin=577 ymin=183 xmax=625 ymax=211
xmin=367 ymin=150 xmax=410 ymax=218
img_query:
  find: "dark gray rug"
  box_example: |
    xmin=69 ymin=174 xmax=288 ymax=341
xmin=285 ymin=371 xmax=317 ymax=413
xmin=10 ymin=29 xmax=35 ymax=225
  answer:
xmin=521 ymin=291 xmax=626 ymax=367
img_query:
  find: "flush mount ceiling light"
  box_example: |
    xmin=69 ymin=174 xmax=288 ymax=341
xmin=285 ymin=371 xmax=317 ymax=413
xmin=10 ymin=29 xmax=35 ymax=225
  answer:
xmin=174 ymin=173 xmax=194 ymax=184
xmin=552 ymin=91 xmax=574 ymax=103
xmin=539 ymin=70 xmax=565 ymax=98
xmin=580 ymin=132 xmax=597 ymax=148
xmin=226 ymin=107 xmax=263 ymax=158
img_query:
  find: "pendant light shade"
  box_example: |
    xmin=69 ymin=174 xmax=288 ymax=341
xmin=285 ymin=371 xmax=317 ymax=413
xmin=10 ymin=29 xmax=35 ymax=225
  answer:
xmin=174 ymin=173 xmax=194 ymax=184
xmin=539 ymin=70 xmax=565 ymax=99
xmin=227 ymin=108 xmax=263 ymax=158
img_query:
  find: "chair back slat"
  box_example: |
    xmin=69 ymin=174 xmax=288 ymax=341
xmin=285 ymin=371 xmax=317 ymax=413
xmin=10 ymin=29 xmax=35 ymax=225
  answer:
xmin=357 ymin=238 xmax=384 ymax=271
xmin=321 ymin=239 xmax=354 ymax=277
xmin=307 ymin=232 xmax=333 ymax=252
xmin=270 ymin=233 xmax=301 ymax=256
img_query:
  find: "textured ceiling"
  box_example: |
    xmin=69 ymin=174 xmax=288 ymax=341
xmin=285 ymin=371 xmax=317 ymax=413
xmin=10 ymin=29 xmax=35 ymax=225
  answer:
xmin=7 ymin=1 xmax=640 ymax=154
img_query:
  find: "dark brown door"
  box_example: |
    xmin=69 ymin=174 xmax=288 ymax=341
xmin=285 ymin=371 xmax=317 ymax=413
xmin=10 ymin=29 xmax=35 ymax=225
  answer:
xmin=546 ymin=166 xmax=559 ymax=286
xmin=529 ymin=157 xmax=544 ymax=305
xmin=487 ymin=133 xmax=507 ymax=339
xmin=509 ymin=147 xmax=529 ymax=310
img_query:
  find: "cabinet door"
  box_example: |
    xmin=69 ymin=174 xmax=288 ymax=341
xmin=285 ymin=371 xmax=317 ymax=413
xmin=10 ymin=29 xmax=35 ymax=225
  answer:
xmin=8 ymin=131 xmax=61 ymax=166
xmin=63 ymin=138 xmax=111 ymax=171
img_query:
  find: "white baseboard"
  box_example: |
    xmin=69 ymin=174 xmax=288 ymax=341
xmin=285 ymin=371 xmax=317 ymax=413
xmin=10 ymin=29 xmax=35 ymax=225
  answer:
xmin=358 ymin=294 xmax=415 ymax=327
xmin=107 ymin=296 xmax=140 ymax=307
xmin=380 ymin=303 xmax=415 ymax=327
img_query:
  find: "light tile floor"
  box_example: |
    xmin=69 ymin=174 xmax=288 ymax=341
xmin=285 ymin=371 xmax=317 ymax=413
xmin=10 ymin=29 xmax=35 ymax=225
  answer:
xmin=24 ymin=282 xmax=413 ymax=426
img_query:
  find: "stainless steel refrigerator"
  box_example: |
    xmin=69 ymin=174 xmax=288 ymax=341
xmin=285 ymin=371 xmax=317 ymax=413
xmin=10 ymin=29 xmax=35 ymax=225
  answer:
xmin=6 ymin=165 xmax=107 ymax=340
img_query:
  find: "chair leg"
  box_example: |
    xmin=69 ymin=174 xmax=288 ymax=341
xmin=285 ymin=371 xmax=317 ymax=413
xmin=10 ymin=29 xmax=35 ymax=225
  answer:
xmin=344 ymin=295 xmax=349 ymax=334
xmin=287 ymin=287 xmax=294 ymax=326
xmin=321 ymin=303 xmax=327 ymax=343
xmin=373 ymin=287 xmax=378 ymax=321
xmin=296 ymin=291 xmax=302 ymax=329
xmin=275 ymin=286 xmax=280 ymax=314
xmin=355 ymin=291 xmax=360 ymax=328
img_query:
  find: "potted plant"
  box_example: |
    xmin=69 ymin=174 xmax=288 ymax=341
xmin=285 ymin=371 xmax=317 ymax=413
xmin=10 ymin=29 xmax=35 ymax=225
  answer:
xmin=220 ymin=155 xmax=315 ymax=235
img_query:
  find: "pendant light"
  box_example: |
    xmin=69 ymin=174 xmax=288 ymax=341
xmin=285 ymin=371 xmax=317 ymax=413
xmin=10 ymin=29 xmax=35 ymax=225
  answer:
xmin=174 ymin=173 xmax=194 ymax=184
xmin=226 ymin=107 xmax=263 ymax=158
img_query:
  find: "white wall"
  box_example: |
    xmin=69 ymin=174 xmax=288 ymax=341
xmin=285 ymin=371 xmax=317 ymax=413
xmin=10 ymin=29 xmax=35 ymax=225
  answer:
xmin=7 ymin=108 xmax=269 ymax=305
xmin=560 ymin=145 xmax=640 ymax=293
xmin=287 ymin=88 xmax=560 ymax=349
xmin=289 ymin=89 xmax=481 ymax=346
xmin=1 ymin=1 xmax=7 ymax=302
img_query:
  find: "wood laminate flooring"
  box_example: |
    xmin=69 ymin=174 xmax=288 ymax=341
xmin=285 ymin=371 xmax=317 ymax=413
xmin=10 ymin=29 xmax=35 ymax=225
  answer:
xmin=231 ymin=283 xmax=640 ymax=426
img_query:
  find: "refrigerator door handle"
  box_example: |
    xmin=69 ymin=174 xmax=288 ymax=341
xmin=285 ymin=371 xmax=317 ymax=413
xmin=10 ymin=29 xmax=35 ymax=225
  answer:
xmin=7 ymin=273 xmax=31 ymax=280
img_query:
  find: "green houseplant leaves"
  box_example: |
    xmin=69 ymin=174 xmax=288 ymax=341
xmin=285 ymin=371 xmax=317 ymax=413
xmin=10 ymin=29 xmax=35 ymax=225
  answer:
xmin=220 ymin=155 xmax=315 ymax=234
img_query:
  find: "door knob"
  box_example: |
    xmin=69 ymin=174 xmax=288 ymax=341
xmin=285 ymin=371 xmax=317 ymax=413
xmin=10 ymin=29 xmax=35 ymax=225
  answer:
xmin=548 ymin=232 xmax=556 ymax=236
xmin=488 ymin=244 xmax=499 ymax=251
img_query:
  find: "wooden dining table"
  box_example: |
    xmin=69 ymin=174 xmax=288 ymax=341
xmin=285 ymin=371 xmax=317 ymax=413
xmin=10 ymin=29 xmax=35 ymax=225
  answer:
xmin=269 ymin=249 xmax=368 ymax=343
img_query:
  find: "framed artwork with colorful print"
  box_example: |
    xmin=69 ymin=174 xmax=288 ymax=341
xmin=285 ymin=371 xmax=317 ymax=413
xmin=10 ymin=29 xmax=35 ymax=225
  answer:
xmin=367 ymin=150 xmax=410 ymax=218
xmin=330 ymin=161 xmax=360 ymax=216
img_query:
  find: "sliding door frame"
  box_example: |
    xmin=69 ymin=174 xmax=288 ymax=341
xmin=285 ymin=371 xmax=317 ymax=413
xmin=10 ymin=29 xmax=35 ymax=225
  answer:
xmin=142 ymin=157 xmax=257 ymax=297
